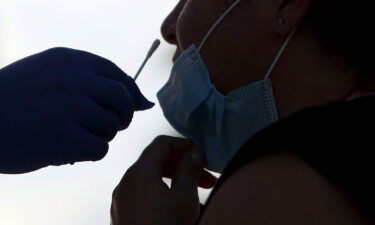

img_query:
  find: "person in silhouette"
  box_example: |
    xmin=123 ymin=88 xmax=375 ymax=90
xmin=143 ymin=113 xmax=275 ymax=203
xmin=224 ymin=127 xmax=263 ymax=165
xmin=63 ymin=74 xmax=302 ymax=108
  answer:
xmin=111 ymin=0 xmax=375 ymax=225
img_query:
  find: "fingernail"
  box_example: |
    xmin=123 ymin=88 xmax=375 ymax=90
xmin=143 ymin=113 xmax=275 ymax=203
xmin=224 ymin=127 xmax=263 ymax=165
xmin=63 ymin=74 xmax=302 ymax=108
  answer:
xmin=191 ymin=147 xmax=205 ymax=167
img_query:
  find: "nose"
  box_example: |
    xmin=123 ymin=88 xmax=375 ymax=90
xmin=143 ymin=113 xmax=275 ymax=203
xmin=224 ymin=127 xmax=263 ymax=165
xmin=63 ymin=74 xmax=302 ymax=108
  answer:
xmin=161 ymin=0 xmax=186 ymax=45
xmin=161 ymin=19 xmax=177 ymax=45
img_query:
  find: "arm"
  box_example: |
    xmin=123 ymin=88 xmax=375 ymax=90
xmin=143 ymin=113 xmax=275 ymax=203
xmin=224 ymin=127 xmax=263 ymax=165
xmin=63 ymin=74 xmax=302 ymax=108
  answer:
xmin=199 ymin=151 xmax=373 ymax=225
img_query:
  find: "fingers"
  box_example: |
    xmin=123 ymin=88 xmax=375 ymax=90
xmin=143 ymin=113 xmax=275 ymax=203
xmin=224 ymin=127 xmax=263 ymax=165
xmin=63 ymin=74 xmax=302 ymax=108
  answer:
xmin=131 ymin=136 xmax=217 ymax=190
xmin=82 ymin=73 xmax=133 ymax=113
xmin=79 ymin=74 xmax=135 ymax=130
xmin=171 ymin=147 xmax=204 ymax=191
xmin=135 ymin=136 xmax=194 ymax=178
xmin=121 ymin=75 xmax=155 ymax=111
xmin=73 ymin=95 xmax=120 ymax=142
xmin=163 ymin=170 xmax=218 ymax=189
xmin=76 ymin=50 xmax=154 ymax=111
xmin=110 ymin=194 xmax=119 ymax=225
xmin=161 ymin=151 xmax=218 ymax=189
xmin=197 ymin=171 xmax=218 ymax=189
xmin=64 ymin=125 xmax=109 ymax=163
xmin=140 ymin=136 xmax=194 ymax=164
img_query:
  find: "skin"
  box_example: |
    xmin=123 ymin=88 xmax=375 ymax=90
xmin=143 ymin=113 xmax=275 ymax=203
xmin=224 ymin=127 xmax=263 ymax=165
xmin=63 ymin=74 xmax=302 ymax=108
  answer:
xmin=161 ymin=0 xmax=366 ymax=118
xmin=111 ymin=0 xmax=375 ymax=224
xmin=199 ymin=151 xmax=374 ymax=225
xmin=111 ymin=136 xmax=218 ymax=225
xmin=111 ymin=137 xmax=374 ymax=225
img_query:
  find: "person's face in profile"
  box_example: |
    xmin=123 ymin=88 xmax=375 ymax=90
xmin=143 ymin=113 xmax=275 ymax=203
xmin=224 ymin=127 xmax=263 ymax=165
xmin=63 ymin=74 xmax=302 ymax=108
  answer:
xmin=161 ymin=0 xmax=285 ymax=95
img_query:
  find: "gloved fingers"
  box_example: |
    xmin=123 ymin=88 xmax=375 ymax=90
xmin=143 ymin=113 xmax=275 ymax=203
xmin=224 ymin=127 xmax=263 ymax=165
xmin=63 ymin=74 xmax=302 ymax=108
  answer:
xmin=68 ymin=125 xmax=109 ymax=163
xmin=76 ymin=50 xmax=154 ymax=111
xmin=74 ymin=95 xmax=120 ymax=142
xmin=121 ymin=75 xmax=155 ymax=111
xmin=79 ymin=73 xmax=135 ymax=130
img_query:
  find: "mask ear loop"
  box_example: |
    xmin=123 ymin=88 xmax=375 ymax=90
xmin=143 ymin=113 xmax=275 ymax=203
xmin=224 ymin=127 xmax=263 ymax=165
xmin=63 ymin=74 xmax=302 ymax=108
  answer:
xmin=263 ymin=28 xmax=297 ymax=89
xmin=198 ymin=0 xmax=242 ymax=53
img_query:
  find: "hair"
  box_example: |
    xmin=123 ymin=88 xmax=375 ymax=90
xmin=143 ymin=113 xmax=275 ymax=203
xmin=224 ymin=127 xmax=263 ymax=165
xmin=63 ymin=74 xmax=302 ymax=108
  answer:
xmin=303 ymin=0 xmax=375 ymax=74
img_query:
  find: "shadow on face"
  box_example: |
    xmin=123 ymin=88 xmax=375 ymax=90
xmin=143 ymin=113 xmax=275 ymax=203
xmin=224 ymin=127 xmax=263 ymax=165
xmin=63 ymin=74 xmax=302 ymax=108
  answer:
xmin=159 ymin=0 xmax=375 ymax=125
xmin=160 ymin=0 xmax=371 ymax=118
xmin=160 ymin=0 xmax=299 ymax=95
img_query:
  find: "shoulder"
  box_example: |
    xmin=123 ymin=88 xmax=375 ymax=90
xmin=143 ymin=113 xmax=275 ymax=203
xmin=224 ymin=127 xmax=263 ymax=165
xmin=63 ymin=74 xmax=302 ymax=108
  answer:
xmin=199 ymin=151 xmax=373 ymax=225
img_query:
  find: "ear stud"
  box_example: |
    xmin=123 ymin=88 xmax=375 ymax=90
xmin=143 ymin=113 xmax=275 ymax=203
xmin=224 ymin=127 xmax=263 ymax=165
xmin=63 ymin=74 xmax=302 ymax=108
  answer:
xmin=277 ymin=18 xmax=284 ymax=25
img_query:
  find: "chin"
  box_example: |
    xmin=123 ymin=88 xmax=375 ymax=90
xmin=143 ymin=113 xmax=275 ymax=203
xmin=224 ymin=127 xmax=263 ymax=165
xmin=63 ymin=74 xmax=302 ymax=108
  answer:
xmin=172 ymin=49 xmax=181 ymax=63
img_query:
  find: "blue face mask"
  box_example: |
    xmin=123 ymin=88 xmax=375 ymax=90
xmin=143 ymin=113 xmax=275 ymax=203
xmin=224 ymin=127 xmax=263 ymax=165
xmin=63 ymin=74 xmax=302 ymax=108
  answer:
xmin=157 ymin=0 xmax=296 ymax=172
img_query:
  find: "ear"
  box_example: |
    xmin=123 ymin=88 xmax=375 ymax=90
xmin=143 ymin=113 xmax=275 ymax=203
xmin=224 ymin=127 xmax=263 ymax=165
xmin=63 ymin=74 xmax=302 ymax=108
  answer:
xmin=273 ymin=0 xmax=313 ymax=35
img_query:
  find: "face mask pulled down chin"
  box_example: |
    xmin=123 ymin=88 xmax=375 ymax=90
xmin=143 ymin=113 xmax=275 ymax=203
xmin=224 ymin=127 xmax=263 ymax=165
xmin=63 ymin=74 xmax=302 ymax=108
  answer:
xmin=157 ymin=0 xmax=295 ymax=173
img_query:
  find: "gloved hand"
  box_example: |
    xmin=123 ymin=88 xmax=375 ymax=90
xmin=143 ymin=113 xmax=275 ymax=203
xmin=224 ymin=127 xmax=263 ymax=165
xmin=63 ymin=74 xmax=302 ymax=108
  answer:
xmin=0 ymin=47 xmax=154 ymax=174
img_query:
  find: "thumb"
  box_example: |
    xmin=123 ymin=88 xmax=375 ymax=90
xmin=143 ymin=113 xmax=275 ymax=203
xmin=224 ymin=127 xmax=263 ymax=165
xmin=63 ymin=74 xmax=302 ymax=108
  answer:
xmin=171 ymin=147 xmax=205 ymax=191
xmin=123 ymin=75 xmax=154 ymax=111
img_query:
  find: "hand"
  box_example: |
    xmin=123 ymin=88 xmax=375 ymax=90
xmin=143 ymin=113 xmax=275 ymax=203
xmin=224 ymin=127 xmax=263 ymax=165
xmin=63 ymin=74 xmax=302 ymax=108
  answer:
xmin=111 ymin=136 xmax=217 ymax=225
xmin=0 ymin=47 xmax=154 ymax=174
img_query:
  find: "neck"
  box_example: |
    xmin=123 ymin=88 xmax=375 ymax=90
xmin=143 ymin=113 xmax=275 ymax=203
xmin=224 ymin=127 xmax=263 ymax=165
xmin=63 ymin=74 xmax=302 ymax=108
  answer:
xmin=271 ymin=29 xmax=361 ymax=119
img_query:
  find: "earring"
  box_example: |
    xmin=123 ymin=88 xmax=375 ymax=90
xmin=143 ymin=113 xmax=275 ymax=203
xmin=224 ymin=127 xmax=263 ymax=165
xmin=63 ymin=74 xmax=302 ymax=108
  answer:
xmin=277 ymin=18 xmax=284 ymax=25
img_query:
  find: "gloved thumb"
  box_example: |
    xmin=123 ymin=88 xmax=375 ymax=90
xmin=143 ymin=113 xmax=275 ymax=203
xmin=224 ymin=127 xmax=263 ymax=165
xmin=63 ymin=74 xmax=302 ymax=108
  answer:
xmin=123 ymin=75 xmax=154 ymax=111
xmin=171 ymin=147 xmax=205 ymax=191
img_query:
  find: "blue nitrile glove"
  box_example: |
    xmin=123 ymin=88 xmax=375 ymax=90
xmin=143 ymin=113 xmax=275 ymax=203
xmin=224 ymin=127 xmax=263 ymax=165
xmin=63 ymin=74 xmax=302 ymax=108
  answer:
xmin=0 ymin=47 xmax=154 ymax=174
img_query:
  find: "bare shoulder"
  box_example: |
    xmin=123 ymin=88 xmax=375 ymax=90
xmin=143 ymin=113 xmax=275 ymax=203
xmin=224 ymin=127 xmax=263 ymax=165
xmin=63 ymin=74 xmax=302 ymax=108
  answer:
xmin=199 ymin=151 xmax=374 ymax=225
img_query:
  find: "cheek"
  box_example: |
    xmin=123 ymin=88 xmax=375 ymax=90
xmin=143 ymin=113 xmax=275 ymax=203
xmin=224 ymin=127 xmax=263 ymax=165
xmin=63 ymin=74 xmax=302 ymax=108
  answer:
xmin=175 ymin=0 xmax=269 ymax=95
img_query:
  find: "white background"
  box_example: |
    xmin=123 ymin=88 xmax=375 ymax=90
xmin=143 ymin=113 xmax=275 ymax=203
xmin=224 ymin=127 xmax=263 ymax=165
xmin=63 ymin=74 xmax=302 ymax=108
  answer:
xmin=0 ymin=1 xmax=212 ymax=225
